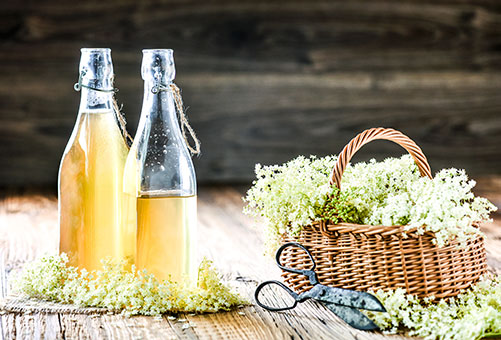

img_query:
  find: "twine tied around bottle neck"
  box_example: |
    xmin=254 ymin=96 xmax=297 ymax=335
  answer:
xmin=151 ymin=82 xmax=201 ymax=156
xmin=74 ymin=71 xmax=133 ymax=147
xmin=113 ymin=100 xmax=134 ymax=147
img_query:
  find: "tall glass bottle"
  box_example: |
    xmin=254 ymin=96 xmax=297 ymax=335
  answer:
xmin=59 ymin=48 xmax=131 ymax=270
xmin=123 ymin=49 xmax=197 ymax=283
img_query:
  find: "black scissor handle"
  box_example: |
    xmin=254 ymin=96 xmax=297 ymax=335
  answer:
xmin=276 ymin=242 xmax=318 ymax=285
xmin=254 ymin=280 xmax=299 ymax=312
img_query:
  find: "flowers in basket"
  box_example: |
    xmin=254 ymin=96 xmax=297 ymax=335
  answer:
xmin=244 ymin=154 xmax=496 ymax=251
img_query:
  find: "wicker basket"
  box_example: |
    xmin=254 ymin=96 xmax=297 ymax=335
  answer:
xmin=281 ymin=127 xmax=487 ymax=299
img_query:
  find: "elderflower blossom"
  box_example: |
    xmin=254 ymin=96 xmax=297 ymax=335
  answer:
xmin=366 ymin=276 xmax=501 ymax=340
xmin=244 ymin=154 xmax=497 ymax=248
xmin=243 ymin=155 xmax=337 ymax=249
xmin=11 ymin=254 xmax=246 ymax=316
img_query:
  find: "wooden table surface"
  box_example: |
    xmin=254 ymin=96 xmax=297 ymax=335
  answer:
xmin=0 ymin=182 xmax=500 ymax=340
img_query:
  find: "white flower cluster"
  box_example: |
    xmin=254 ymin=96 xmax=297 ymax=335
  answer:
xmin=244 ymin=154 xmax=497 ymax=248
xmin=12 ymin=254 xmax=246 ymax=316
xmin=342 ymin=155 xmax=497 ymax=246
xmin=366 ymin=276 xmax=501 ymax=340
xmin=243 ymin=155 xmax=338 ymax=250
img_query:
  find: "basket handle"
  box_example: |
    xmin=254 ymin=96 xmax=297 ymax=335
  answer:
xmin=329 ymin=127 xmax=432 ymax=189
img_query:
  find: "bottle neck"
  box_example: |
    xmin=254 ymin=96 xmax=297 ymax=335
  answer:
xmin=78 ymin=86 xmax=115 ymax=113
xmin=135 ymin=79 xmax=196 ymax=196
xmin=139 ymin=80 xmax=181 ymax=135
xmin=77 ymin=48 xmax=114 ymax=113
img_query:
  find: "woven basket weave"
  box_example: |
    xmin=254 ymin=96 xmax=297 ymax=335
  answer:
xmin=281 ymin=127 xmax=487 ymax=299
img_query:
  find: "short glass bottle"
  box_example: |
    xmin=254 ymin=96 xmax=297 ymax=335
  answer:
xmin=123 ymin=49 xmax=197 ymax=283
xmin=58 ymin=48 xmax=131 ymax=270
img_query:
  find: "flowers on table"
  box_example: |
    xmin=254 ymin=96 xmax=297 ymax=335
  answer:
xmin=12 ymin=253 xmax=246 ymax=316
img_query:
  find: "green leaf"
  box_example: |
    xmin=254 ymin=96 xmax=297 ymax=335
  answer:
xmin=479 ymin=332 xmax=501 ymax=339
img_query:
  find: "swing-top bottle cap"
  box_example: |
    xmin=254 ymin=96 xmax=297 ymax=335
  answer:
xmin=79 ymin=48 xmax=114 ymax=89
xmin=142 ymin=49 xmax=175 ymax=83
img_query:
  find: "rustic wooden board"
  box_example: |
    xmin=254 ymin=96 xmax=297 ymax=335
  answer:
xmin=2 ymin=0 xmax=501 ymax=185
xmin=0 ymin=185 xmax=500 ymax=339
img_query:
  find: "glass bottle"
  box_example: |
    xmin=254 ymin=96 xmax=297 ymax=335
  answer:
xmin=123 ymin=49 xmax=197 ymax=283
xmin=59 ymin=48 xmax=131 ymax=270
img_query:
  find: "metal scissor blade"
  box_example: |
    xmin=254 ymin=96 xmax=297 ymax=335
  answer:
xmin=324 ymin=303 xmax=379 ymax=331
xmin=305 ymin=285 xmax=386 ymax=312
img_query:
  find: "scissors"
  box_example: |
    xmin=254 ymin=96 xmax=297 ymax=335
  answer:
xmin=254 ymin=242 xmax=386 ymax=331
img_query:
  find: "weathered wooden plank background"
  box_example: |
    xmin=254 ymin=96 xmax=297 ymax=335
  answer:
xmin=1 ymin=0 xmax=501 ymax=186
